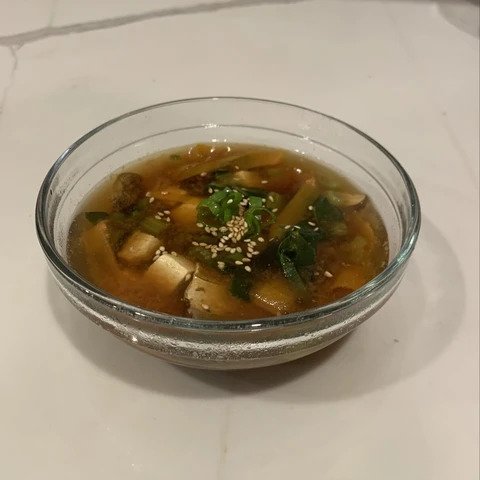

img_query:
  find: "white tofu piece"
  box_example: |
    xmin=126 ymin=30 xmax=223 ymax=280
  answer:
xmin=117 ymin=231 xmax=161 ymax=266
xmin=144 ymin=253 xmax=195 ymax=295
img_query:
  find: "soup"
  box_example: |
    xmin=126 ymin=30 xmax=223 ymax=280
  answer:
xmin=68 ymin=144 xmax=388 ymax=319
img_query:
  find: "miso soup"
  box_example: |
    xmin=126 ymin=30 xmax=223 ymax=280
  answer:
xmin=68 ymin=144 xmax=388 ymax=320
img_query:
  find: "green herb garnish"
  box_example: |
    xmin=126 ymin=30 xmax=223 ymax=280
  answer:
xmin=197 ymin=187 xmax=243 ymax=225
xmin=277 ymin=224 xmax=324 ymax=290
xmin=230 ymin=271 xmax=252 ymax=300
xmin=138 ymin=216 xmax=169 ymax=236
xmin=244 ymin=196 xmax=275 ymax=237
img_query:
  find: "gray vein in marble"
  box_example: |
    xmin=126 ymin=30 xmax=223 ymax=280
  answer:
xmin=0 ymin=0 xmax=308 ymax=47
xmin=0 ymin=47 xmax=18 ymax=119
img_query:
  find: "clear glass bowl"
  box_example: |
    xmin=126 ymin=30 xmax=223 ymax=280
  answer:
xmin=36 ymin=97 xmax=420 ymax=370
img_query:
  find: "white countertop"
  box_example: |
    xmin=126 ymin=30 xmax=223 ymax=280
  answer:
xmin=0 ymin=1 xmax=478 ymax=478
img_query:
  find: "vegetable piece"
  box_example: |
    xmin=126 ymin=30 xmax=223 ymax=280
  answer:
xmin=174 ymin=150 xmax=282 ymax=181
xmin=81 ymin=221 xmax=122 ymax=285
xmin=117 ymin=231 xmax=162 ymax=266
xmin=325 ymin=191 xmax=366 ymax=208
xmin=347 ymin=235 xmax=369 ymax=264
xmin=244 ymin=196 xmax=275 ymax=237
xmin=144 ymin=253 xmax=195 ymax=295
xmin=171 ymin=199 xmax=202 ymax=232
xmin=174 ymin=153 xmax=247 ymax=181
xmin=327 ymin=221 xmax=348 ymax=237
xmin=251 ymin=276 xmax=298 ymax=315
xmin=216 ymin=170 xmax=263 ymax=188
xmin=151 ymin=186 xmax=190 ymax=207
xmin=265 ymin=192 xmax=286 ymax=211
xmin=269 ymin=178 xmax=320 ymax=240
xmin=85 ymin=211 xmax=109 ymax=225
xmin=197 ymin=187 xmax=243 ymax=225
xmin=234 ymin=150 xmax=283 ymax=170
xmin=111 ymin=172 xmax=144 ymax=211
xmin=230 ymin=271 xmax=253 ymax=300
xmin=277 ymin=224 xmax=323 ymax=290
xmin=313 ymin=196 xmax=344 ymax=223
xmin=184 ymin=267 xmax=258 ymax=319
xmin=139 ymin=216 xmax=169 ymax=237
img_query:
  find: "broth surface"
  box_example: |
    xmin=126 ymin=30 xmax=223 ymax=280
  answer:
xmin=68 ymin=143 xmax=388 ymax=319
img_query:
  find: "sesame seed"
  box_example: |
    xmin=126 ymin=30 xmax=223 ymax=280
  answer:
xmin=208 ymin=188 xmax=213 ymax=194
xmin=149 ymin=197 xmax=155 ymax=203
xmin=217 ymin=261 xmax=225 ymax=270
xmin=242 ymin=257 xmax=249 ymax=262
xmin=257 ymin=237 xmax=264 ymax=242
xmin=284 ymin=225 xmax=291 ymax=230
xmin=308 ymin=205 xmax=314 ymax=211
xmin=234 ymin=165 xmax=240 ymax=170
xmin=236 ymin=247 xmax=242 ymax=253
xmin=246 ymin=253 xmax=253 ymax=258
xmin=308 ymin=221 xmax=316 ymax=227
xmin=171 ymin=251 xmax=177 ymax=256
xmin=324 ymin=271 xmax=333 ymax=278
xmin=200 ymin=172 xmax=207 ymax=177
xmin=145 ymin=191 xmax=151 ymax=197
xmin=227 ymin=199 xmax=233 ymax=204
xmin=164 ymin=210 xmax=170 ymax=214
xmin=252 ymin=251 xmax=260 ymax=255
xmin=192 ymin=241 xmax=199 ymax=246
xmin=268 ymin=195 xmax=274 ymax=202
xmin=159 ymin=246 xmax=166 ymax=252
xmin=235 ymin=260 xmax=243 ymax=265
xmin=314 ymin=227 xmax=319 ymax=232
xmin=185 ymin=273 xmax=192 ymax=281
xmin=244 ymin=238 xmax=251 ymax=243
xmin=196 ymin=223 xmax=203 ymax=228
xmin=166 ymin=217 xmax=171 ymax=222
xmin=261 ymin=180 xmax=268 ymax=184
xmin=272 ymin=208 xmax=278 ymax=213
xmin=212 ymin=252 xmax=217 ymax=258
xmin=202 ymin=304 xmax=210 ymax=311
xmin=244 ymin=266 xmax=252 ymax=272
xmin=157 ymin=212 xmax=164 ymax=217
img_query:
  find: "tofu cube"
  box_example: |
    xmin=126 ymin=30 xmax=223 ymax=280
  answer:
xmin=144 ymin=253 xmax=195 ymax=295
xmin=117 ymin=231 xmax=162 ymax=266
xmin=170 ymin=198 xmax=201 ymax=232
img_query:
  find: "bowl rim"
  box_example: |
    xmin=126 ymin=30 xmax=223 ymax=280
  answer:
xmin=36 ymin=96 xmax=421 ymax=331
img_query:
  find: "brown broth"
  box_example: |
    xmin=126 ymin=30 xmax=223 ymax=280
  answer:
xmin=68 ymin=143 xmax=388 ymax=319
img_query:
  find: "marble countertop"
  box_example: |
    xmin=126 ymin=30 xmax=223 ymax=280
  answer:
xmin=0 ymin=1 xmax=478 ymax=478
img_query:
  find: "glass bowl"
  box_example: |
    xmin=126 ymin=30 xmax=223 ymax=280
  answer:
xmin=36 ymin=97 xmax=420 ymax=370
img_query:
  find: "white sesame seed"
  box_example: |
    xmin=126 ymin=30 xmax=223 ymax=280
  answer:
xmin=171 ymin=251 xmax=177 ymax=256
xmin=252 ymin=251 xmax=260 ymax=255
xmin=227 ymin=199 xmax=233 ymax=204
xmin=217 ymin=261 xmax=225 ymax=270
xmin=308 ymin=221 xmax=316 ymax=227
xmin=145 ymin=191 xmax=151 ymax=197
xmin=192 ymin=241 xmax=199 ymax=246
xmin=244 ymin=266 xmax=252 ymax=272
xmin=185 ymin=273 xmax=192 ymax=281
xmin=284 ymin=225 xmax=291 ymax=230
xmin=257 ymin=237 xmax=264 ymax=242
xmin=308 ymin=205 xmax=314 ymax=211
xmin=324 ymin=271 xmax=333 ymax=278
xmin=272 ymin=208 xmax=278 ymax=213
xmin=314 ymin=227 xmax=319 ymax=231
xmin=196 ymin=223 xmax=203 ymax=228
xmin=159 ymin=246 xmax=166 ymax=252
xmin=261 ymin=180 xmax=268 ymax=184
xmin=166 ymin=217 xmax=171 ymax=222
xmin=246 ymin=253 xmax=253 ymax=258
xmin=149 ymin=197 xmax=155 ymax=203
xmin=268 ymin=195 xmax=274 ymax=202
xmin=236 ymin=247 xmax=242 ymax=253
xmin=202 ymin=304 xmax=210 ymax=311
xmin=200 ymin=172 xmax=207 ymax=177
xmin=164 ymin=210 xmax=170 ymax=214
xmin=235 ymin=260 xmax=243 ymax=265
xmin=212 ymin=252 xmax=217 ymax=258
